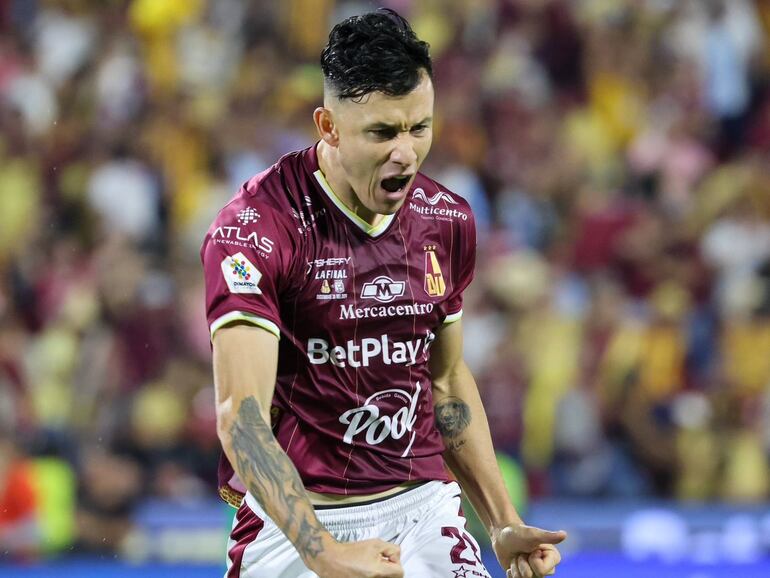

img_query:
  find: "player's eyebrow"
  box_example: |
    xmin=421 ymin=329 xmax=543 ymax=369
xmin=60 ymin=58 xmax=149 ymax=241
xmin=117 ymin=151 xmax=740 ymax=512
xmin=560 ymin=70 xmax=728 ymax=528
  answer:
xmin=366 ymin=117 xmax=433 ymax=130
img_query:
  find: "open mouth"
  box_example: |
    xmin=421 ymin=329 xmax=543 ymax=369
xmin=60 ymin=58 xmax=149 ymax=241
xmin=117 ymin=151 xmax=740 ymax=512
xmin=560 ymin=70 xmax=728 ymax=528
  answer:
xmin=381 ymin=175 xmax=412 ymax=193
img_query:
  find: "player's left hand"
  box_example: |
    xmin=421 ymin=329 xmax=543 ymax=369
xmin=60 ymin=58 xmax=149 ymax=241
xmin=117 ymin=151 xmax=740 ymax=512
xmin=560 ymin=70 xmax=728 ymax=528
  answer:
xmin=491 ymin=523 xmax=566 ymax=578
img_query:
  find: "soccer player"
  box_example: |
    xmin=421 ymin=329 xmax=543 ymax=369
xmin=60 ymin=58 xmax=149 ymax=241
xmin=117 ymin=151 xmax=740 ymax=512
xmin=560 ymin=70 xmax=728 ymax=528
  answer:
xmin=202 ymin=9 xmax=566 ymax=578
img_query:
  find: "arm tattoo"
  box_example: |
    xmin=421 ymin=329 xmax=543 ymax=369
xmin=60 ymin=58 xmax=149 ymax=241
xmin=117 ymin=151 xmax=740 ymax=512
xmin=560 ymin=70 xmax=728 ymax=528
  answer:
xmin=229 ymin=396 xmax=325 ymax=559
xmin=435 ymin=396 xmax=472 ymax=451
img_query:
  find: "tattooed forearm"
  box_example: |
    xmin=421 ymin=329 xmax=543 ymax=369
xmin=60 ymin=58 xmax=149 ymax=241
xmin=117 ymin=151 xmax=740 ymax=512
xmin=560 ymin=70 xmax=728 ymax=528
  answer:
xmin=229 ymin=396 xmax=326 ymax=560
xmin=435 ymin=396 xmax=472 ymax=451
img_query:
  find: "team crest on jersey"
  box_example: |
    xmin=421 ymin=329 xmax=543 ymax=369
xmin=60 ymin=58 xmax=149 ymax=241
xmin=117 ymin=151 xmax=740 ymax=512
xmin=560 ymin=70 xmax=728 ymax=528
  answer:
xmin=413 ymin=188 xmax=457 ymax=205
xmin=424 ymin=245 xmax=446 ymax=297
xmin=361 ymin=276 xmax=406 ymax=303
xmin=221 ymin=252 xmax=262 ymax=294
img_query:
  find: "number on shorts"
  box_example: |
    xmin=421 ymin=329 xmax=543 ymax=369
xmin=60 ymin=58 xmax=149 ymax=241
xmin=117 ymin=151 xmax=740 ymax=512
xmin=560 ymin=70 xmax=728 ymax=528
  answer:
xmin=441 ymin=526 xmax=482 ymax=566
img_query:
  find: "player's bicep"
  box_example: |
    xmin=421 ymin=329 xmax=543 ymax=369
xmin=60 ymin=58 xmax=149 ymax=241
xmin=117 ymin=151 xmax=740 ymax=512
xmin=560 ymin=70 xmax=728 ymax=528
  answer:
xmin=213 ymin=323 xmax=279 ymax=435
xmin=429 ymin=319 xmax=465 ymax=397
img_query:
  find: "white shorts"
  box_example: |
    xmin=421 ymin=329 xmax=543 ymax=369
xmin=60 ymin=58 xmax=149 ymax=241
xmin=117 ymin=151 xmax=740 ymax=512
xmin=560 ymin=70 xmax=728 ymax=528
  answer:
xmin=225 ymin=480 xmax=492 ymax=578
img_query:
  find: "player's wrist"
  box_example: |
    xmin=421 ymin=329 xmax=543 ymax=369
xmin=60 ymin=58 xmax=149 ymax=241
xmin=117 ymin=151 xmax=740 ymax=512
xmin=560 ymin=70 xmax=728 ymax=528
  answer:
xmin=489 ymin=517 xmax=525 ymax=540
xmin=483 ymin=500 xmax=524 ymax=536
xmin=300 ymin=532 xmax=341 ymax=570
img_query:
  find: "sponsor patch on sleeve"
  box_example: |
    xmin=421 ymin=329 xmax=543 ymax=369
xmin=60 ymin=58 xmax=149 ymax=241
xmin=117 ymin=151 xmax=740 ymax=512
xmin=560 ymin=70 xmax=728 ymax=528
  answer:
xmin=221 ymin=252 xmax=262 ymax=294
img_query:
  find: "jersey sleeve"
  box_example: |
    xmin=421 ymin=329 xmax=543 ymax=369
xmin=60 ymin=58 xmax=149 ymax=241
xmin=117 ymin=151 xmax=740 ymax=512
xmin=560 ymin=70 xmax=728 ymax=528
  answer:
xmin=444 ymin=206 xmax=477 ymax=324
xmin=200 ymin=195 xmax=301 ymax=339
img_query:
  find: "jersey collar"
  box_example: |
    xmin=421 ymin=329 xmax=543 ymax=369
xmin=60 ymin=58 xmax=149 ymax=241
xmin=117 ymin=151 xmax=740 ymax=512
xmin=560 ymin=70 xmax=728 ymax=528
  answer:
xmin=312 ymin=170 xmax=395 ymax=238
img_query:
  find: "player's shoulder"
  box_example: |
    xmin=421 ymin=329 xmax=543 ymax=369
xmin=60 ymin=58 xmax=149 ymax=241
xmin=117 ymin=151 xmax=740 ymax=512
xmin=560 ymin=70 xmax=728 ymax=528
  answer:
xmin=405 ymin=173 xmax=475 ymax=229
xmin=209 ymin=149 xmax=310 ymax=230
xmin=243 ymin=148 xmax=310 ymax=207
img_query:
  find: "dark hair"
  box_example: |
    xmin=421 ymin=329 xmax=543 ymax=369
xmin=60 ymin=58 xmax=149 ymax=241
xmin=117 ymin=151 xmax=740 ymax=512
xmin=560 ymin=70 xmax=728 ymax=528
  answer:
xmin=321 ymin=8 xmax=432 ymax=101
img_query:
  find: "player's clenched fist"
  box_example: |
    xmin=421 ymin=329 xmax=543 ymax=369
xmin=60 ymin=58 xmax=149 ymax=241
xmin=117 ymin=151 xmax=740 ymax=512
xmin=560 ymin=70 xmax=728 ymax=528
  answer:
xmin=493 ymin=523 xmax=566 ymax=578
xmin=308 ymin=539 xmax=404 ymax=578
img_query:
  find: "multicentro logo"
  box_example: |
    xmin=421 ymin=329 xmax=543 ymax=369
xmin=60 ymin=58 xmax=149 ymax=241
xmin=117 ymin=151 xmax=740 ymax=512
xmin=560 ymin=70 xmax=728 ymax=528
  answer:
xmin=412 ymin=189 xmax=457 ymax=205
xmin=361 ymin=276 xmax=406 ymax=303
xmin=410 ymin=188 xmax=468 ymax=221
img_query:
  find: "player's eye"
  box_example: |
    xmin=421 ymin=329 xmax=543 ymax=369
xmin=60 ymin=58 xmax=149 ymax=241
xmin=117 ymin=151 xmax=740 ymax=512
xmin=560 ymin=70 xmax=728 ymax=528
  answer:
xmin=370 ymin=128 xmax=397 ymax=140
xmin=411 ymin=124 xmax=428 ymax=135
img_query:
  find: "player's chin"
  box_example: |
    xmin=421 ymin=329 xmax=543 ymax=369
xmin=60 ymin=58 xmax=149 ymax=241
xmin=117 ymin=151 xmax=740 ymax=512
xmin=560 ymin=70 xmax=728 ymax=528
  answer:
xmin=374 ymin=188 xmax=410 ymax=212
xmin=377 ymin=190 xmax=408 ymax=207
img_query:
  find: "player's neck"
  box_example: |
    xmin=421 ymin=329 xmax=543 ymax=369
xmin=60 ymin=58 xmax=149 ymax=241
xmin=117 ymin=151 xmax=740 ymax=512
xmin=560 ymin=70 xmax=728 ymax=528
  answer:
xmin=316 ymin=141 xmax=385 ymax=227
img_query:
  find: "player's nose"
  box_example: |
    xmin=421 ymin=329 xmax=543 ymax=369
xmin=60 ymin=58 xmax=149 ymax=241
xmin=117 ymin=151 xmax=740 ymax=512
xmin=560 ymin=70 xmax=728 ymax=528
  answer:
xmin=389 ymin=136 xmax=418 ymax=168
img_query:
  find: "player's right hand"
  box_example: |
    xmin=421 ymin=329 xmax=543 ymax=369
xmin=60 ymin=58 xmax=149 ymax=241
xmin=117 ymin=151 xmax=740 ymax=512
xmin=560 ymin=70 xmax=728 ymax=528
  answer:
xmin=308 ymin=538 xmax=404 ymax=578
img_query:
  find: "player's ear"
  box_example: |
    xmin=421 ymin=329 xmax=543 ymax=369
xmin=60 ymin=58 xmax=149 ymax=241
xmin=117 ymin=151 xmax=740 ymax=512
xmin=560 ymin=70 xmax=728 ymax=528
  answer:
xmin=313 ymin=107 xmax=339 ymax=147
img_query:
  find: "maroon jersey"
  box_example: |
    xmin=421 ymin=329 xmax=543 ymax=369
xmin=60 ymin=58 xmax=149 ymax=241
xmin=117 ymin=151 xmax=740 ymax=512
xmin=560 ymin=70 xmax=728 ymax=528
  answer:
xmin=201 ymin=144 xmax=476 ymax=504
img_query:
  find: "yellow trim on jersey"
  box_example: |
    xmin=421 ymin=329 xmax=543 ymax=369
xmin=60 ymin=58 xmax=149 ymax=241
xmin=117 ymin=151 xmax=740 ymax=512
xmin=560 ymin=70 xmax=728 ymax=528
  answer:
xmin=219 ymin=485 xmax=244 ymax=508
xmin=443 ymin=310 xmax=463 ymax=324
xmin=210 ymin=311 xmax=280 ymax=339
xmin=313 ymin=170 xmax=394 ymax=238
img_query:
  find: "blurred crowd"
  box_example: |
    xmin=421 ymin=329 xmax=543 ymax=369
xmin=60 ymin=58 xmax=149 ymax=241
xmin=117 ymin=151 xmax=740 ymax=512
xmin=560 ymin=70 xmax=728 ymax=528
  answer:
xmin=1 ymin=0 xmax=770 ymax=559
